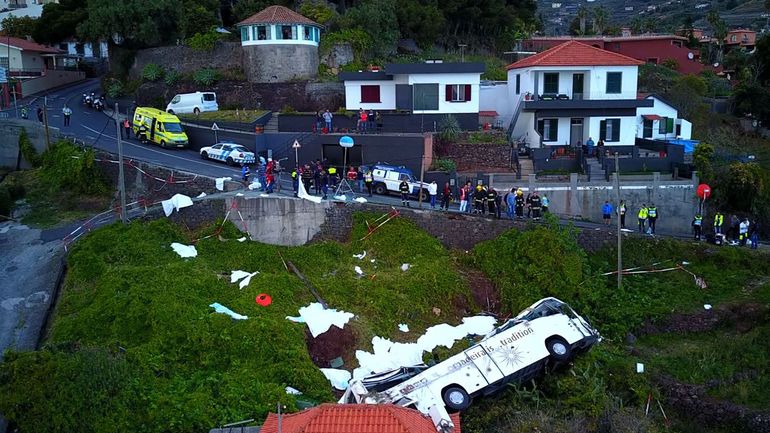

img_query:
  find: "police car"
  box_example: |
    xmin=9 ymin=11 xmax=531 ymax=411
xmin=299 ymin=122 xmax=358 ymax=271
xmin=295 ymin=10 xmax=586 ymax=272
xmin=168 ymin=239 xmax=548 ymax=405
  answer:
xmin=368 ymin=164 xmax=430 ymax=199
xmin=200 ymin=143 xmax=256 ymax=166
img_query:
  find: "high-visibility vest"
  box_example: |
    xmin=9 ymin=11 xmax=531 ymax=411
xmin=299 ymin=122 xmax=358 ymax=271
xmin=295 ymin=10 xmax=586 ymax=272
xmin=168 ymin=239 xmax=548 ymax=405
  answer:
xmin=291 ymin=170 xmax=298 ymax=179
xmin=648 ymin=207 xmax=657 ymax=218
xmin=638 ymin=208 xmax=648 ymax=219
xmin=364 ymin=172 xmax=373 ymax=182
xmin=714 ymin=214 xmax=723 ymax=226
xmin=694 ymin=215 xmax=702 ymax=226
xmin=328 ymin=167 xmax=337 ymax=175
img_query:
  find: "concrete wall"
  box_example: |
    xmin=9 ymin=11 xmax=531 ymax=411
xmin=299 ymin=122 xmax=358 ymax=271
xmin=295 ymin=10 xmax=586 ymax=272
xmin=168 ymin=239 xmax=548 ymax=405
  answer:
xmin=0 ymin=119 xmax=59 ymax=169
xmin=228 ymin=196 xmax=330 ymax=246
xmin=242 ymin=44 xmax=318 ymax=83
xmin=488 ymin=172 xmax=699 ymax=234
xmin=278 ymin=112 xmax=479 ymax=133
xmin=20 ymin=70 xmax=85 ymax=97
xmin=130 ymin=42 xmax=243 ymax=79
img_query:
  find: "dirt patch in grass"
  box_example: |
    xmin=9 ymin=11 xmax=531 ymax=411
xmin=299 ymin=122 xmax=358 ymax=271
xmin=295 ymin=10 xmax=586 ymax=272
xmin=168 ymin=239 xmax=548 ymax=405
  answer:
xmin=459 ymin=266 xmax=502 ymax=315
xmin=305 ymin=326 xmax=357 ymax=369
xmin=639 ymin=303 xmax=769 ymax=336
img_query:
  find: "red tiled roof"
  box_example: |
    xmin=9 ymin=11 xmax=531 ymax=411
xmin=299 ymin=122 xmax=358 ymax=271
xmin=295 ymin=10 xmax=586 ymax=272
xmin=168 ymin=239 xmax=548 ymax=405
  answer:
xmin=238 ymin=5 xmax=319 ymax=26
xmin=0 ymin=36 xmax=63 ymax=54
xmin=507 ymin=40 xmax=644 ymax=70
xmin=260 ymin=404 xmax=462 ymax=433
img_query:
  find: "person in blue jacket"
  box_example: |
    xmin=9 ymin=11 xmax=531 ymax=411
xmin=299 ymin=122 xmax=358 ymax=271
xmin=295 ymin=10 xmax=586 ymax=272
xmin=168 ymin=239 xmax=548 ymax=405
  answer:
xmin=602 ymin=200 xmax=613 ymax=226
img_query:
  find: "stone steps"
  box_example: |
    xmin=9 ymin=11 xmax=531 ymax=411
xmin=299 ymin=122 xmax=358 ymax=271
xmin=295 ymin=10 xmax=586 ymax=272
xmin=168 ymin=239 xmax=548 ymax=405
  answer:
xmin=264 ymin=113 xmax=279 ymax=133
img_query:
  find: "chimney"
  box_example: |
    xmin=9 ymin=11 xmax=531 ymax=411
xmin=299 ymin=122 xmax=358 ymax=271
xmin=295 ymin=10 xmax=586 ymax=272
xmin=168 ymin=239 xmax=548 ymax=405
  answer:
xmin=621 ymin=27 xmax=632 ymax=37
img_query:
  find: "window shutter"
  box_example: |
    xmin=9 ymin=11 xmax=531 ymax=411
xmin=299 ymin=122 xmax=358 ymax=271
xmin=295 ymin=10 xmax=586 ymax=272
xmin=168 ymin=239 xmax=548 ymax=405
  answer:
xmin=464 ymin=85 xmax=471 ymax=101
xmin=666 ymin=117 xmax=674 ymax=133
xmin=445 ymin=85 xmax=452 ymax=101
xmin=612 ymin=119 xmax=620 ymax=141
xmin=600 ymin=120 xmax=607 ymax=141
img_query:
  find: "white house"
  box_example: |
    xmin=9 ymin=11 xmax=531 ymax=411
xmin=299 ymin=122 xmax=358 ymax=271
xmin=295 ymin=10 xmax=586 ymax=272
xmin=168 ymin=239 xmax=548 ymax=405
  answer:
xmin=636 ymin=94 xmax=692 ymax=140
xmin=58 ymin=40 xmax=109 ymax=60
xmin=504 ymin=40 xmax=654 ymax=148
xmin=339 ymin=62 xmax=485 ymax=130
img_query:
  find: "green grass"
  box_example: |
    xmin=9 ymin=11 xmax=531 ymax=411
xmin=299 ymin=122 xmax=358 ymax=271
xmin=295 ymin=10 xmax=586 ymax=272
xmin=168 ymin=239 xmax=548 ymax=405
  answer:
xmin=0 ymin=214 xmax=471 ymax=433
xmin=178 ymin=109 xmax=269 ymax=123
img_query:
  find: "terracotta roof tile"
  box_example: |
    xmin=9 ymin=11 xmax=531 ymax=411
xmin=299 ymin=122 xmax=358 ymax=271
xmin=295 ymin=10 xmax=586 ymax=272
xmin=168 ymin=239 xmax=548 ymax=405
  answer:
xmin=0 ymin=36 xmax=63 ymax=54
xmin=238 ymin=5 xmax=319 ymax=26
xmin=507 ymin=40 xmax=644 ymax=70
xmin=260 ymin=404 xmax=462 ymax=433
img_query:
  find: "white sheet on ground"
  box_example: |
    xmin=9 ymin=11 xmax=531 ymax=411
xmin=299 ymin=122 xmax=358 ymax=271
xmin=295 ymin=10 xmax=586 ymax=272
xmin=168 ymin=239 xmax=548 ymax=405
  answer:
xmin=704 ymin=304 xmax=713 ymax=310
xmin=401 ymin=263 xmax=411 ymax=271
xmin=285 ymin=302 xmax=354 ymax=337
xmin=236 ymin=193 xmax=244 ymax=197
xmin=285 ymin=386 xmax=303 ymax=395
xmin=354 ymin=197 xmax=368 ymax=203
xmin=230 ymin=270 xmax=259 ymax=289
xmin=197 ymin=192 xmax=207 ymax=198
xmin=298 ymin=178 xmax=323 ymax=204
xmin=171 ymin=243 xmax=197 ymax=258
xmin=354 ymin=266 xmax=364 ymax=276
xmin=161 ymin=194 xmax=194 ymax=217
xmin=209 ymin=302 xmax=248 ymax=320
xmin=333 ymin=195 xmax=347 ymax=201
xmin=321 ymin=368 xmax=351 ymax=390
xmin=237 ymin=237 xmax=247 ymax=242
xmin=398 ymin=323 xmax=410 ymax=332
xmin=215 ymin=177 xmax=231 ymax=191
xmin=352 ymin=315 xmax=497 ymax=378
xmin=248 ymin=181 xmax=262 ymax=190
xmin=353 ymin=251 xmax=366 ymax=260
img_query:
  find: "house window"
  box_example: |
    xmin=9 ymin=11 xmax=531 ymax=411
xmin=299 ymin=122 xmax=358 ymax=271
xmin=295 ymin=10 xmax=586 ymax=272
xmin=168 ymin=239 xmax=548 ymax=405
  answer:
xmin=255 ymin=25 xmax=269 ymax=40
xmin=303 ymin=26 xmax=312 ymax=40
xmin=672 ymin=40 xmax=682 ymax=47
xmin=515 ymin=74 xmax=521 ymax=95
xmin=643 ymin=119 xmax=653 ymax=138
xmin=537 ymin=119 xmax=558 ymax=141
xmin=730 ymin=35 xmax=737 ymax=42
xmin=600 ymin=119 xmax=621 ymax=142
xmin=0 ymin=57 xmax=8 ymax=69
xmin=445 ymin=84 xmax=471 ymax=102
xmin=280 ymin=25 xmax=295 ymax=40
xmin=413 ymin=84 xmax=439 ymax=110
xmin=606 ymin=72 xmax=622 ymax=94
xmin=543 ymin=73 xmax=559 ymax=94
xmin=659 ymin=117 xmax=674 ymax=133
xmin=361 ymin=85 xmax=381 ymax=103
xmin=241 ymin=27 xmax=250 ymax=42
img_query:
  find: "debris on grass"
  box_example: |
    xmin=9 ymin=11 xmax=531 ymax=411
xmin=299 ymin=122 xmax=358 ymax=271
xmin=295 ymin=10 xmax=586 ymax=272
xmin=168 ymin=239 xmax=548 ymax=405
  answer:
xmin=209 ymin=302 xmax=248 ymax=320
xmin=704 ymin=304 xmax=713 ymax=310
xmin=255 ymin=293 xmax=272 ymax=306
xmin=170 ymin=243 xmax=197 ymax=258
xmin=248 ymin=181 xmax=262 ymax=190
xmin=353 ymin=251 xmax=367 ymax=260
xmin=237 ymin=237 xmax=247 ymax=242
xmin=230 ymin=270 xmax=259 ymax=289
xmin=161 ymin=194 xmax=193 ymax=217
xmin=401 ymin=263 xmax=411 ymax=271
xmin=197 ymin=192 xmax=207 ymax=198
xmin=637 ymin=362 xmax=645 ymax=373
xmin=354 ymin=197 xmax=368 ymax=203
xmin=334 ymin=195 xmax=347 ymax=201
xmin=215 ymin=177 xmax=231 ymax=191
xmin=286 ymin=302 xmax=355 ymax=338
xmin=354 ymin=266 xmax=364 ymax=276
xmin=398 ymin=323 xmax=410 ymax=332
xmin=285 ymin=386 xmax=303 ymax=395
xmin=320 ymin=368 xmax=351 ymax=390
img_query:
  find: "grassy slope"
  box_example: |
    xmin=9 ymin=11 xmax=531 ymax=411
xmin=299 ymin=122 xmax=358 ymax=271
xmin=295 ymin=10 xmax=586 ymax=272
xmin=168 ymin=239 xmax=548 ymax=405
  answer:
xmin=0 ymin=214 xmax=470 ymax=432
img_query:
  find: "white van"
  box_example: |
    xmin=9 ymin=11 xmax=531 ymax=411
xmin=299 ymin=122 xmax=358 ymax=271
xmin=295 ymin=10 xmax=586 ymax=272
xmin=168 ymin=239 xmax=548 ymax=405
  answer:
xmin=165 ymin=92 xmax=218 ymax=115
xmin=341 ymin=297 xmax=600 ymax=432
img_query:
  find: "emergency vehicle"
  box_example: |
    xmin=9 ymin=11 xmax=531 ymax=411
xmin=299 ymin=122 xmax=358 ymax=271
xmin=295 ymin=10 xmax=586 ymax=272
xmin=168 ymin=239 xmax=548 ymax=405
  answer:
xmin=368 ymin=164 xmax=430 ymax=200
xmin=341 ymin=297 xmax=600 ymax=432
xmin=199 ymin=142 xmax=256 ymax=165
xmin=132 ymin=107 xmax=189 ymax=148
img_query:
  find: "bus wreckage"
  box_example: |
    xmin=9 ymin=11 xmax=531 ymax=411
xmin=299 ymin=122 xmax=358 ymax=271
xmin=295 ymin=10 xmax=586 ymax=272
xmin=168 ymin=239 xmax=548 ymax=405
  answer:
xmin=340 ymin=297 xmax=601 ymax=432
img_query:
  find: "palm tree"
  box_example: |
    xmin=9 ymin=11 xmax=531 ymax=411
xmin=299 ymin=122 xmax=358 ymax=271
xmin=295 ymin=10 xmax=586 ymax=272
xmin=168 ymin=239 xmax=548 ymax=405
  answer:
xmin=592 ymin=6 xmax=609 ymax=35
xmin=707 ymin=10 xmax=728 ymax=63
xmin=576 ymin=5 xmax=589 ymax=35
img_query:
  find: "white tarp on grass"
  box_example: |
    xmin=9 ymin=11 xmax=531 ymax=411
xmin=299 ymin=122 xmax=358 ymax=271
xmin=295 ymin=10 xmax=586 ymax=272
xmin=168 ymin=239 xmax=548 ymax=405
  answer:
xmin=215 ymin=177 xmax=232 ymax=191
xmin=209 ymin=302 xmax=248 ymax=320
xmin=298 ymin=178 xmax=322 ymax=204
xmin=230 ymin=270 xmax=259 ymax=289
xmin=286 ymin=302 xmax=355 ymax=338
xmin=161 ymin=194 xmax=194 ymax=217
xmin=320 ymin=368 xmax=352 ymax=390
xmin=352 ymin=315 xmax=497 ymax=378
xmin=171 ymin=243 xmax=197 ymax=258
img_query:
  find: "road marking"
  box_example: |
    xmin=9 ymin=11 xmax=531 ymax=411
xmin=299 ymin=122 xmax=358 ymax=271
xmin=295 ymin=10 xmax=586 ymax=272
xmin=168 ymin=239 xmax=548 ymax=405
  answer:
xmin=79 ymin=124 xmax=242 ymax=174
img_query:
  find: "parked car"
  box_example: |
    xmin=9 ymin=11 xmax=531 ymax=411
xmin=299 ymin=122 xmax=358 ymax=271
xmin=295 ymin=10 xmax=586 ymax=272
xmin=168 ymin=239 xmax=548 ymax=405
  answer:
xmin=200 ymin=142 xmax=256 ymax=166
xmin=166 ymin=92 xmax=218 ymax=115
xmin=341 ymin=297 xmax=600 ymax=431
xmin=368 ymin=163 xmax=430 ymax=200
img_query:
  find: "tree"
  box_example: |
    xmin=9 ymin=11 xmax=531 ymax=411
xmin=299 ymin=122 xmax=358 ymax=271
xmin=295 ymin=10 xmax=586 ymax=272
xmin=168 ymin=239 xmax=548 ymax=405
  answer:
xmin=666 ymin=74 xmax=707 ymax=120
xmin=179 ymin=0 xmax=220 ymax=39
xmin=299 ymin=1 xmax=337 ymax=26
xmin=681 ymin=15 xmax=699 ymax=49
xmin=591 ymin=6 xmax=609 ymax=35
xmin=0 ymin=15 xmax=38 ymax=39
xmin=732 ymin=82 xmax=770 ymax=125
xmin=707 ymin=9 xmax=727 ymax=63
xmin=692 ymin=142 xmax=715 ymax=182
xmin=395 ymin=0 xmax=445 ymax=49
xmin=77 ymin=0 xmax=182 ymax=48
xmin=338 ymin=0 xmax=399 ymax=58
xmin=576 ymin=5 xmax=589 ymax=35
xmin=31 ymin=0 xmax=87 ymax=45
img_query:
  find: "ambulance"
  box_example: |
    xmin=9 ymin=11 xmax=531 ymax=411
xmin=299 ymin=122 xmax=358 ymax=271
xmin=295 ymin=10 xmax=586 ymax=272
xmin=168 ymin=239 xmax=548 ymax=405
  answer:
xmin=132 ymin=107 xmax=189 ymax=148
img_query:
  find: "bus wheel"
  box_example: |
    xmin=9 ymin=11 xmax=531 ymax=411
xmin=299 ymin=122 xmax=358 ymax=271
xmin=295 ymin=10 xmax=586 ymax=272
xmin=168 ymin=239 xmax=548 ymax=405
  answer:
xmin=546 ymin=336 xmax=572 ymax=362
xmin=442 ymin=385 xmax=470 ymax=411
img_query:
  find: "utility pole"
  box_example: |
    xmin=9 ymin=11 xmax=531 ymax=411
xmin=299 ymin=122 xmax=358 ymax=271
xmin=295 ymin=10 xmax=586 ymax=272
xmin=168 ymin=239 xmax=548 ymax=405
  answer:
xmin=615 ymin=152 xmax=622 ymax=291
xmin=418 ymin=153 xmax=425 ymax=209
xmin=277 ymin=402 xmax=283 ymax=433
xmin=115 ymin=103 xmax=127 ymax=224
xmin=42 ymin=96 xmax=51 ymax=149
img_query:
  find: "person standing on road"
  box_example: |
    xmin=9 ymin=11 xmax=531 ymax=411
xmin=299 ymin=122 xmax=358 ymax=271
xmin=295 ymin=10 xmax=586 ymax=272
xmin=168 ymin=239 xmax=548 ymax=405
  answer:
xmin=364 ymin=169 xmax=373 ymax=197
xmin=542 ymin=194 xmax=550 ymax=214
xmin=314 ymin=111 xmax=323 ymax=133
xmin=241 ymin=164 xmax=250 ymax=183
xmin=514 ymin=189 xmax=525 ymax=219
xmin=530 ymin=190 xmax=542 ymax=221
xmin=323 ymin=109 xmax=333 ymax=133
xmin=62 ymin=105 xmax=72 ymax=127
xmin=739 ymin=218 xmax=749 ymax=246
xmin=506 ymin=188 xmax=516 ymax=219
xmin=602 ymin=200 xmax=613 ymax=226
xmin=291 ymin=166 xmax=299 ymax=197
xmin=473 ymin=185 xmax=486 ymax=214
xmin=525 ymin=191 xmax=533 ymax=218
xmin=459 ymin=184 xmax=469 ymax=213
xmin=399 ymin=179 xmax=410 ymax=207
xmin=750 ymin=220 xmax=760 ymax=249
xmin=618 ymin=200 xmax=627 ymax=228
xmin=257 ymin=159 xmax=267 ymax=192
xmin=713 ymin=211 xmax=724 ymax=234
xmin=441 ymin=182 xmax=452 ymax=211
xmin=123 ymin=118 xmax=131 ymax=139
xmin=647 ymin=203 xmax=658 ymax=234
xmin=585 ymin=136 xmax=595 ymax=157
xmin=428 ymin=181 xmax=438 ymax=209
xmin=301 ymin=164 xmax=313 ymax=193
xmin=487 ymin=187 xmax=498 ymax=217
xmin=321 ymin=169 xmax=329 ymax=200
xmin=692 ymin=213 xmax=703 ymax=240
xmin=638 ymin=204 xmax=648 ymax=233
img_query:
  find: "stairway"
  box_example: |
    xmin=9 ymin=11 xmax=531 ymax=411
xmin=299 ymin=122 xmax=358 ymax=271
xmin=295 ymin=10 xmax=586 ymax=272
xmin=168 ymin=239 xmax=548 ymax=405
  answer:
xmin=518 ymin=158 xmax=534 ymax=176
xmin=264 ymin=113 xmax=279 ymax=133
xmin=585 ymin=158 xmax=606 ymax=181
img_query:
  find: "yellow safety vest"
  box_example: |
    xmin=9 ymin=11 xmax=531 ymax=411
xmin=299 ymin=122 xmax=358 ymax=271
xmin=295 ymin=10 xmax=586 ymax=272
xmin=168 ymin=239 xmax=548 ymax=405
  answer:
xmin=714 ymin=214 xmax=723 ymax=226
xmin=328 ymin=167 xmax=337 ymax=175
xmin=638 ymin=208 xmax=648 ymax=219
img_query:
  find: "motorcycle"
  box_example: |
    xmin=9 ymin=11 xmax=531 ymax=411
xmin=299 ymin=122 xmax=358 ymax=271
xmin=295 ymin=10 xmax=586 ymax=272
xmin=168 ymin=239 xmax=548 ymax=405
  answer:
xmin=93 ymin=97 xmax=104 ymax=111
xmin=84 ymin=93 xmax=92 ymax=106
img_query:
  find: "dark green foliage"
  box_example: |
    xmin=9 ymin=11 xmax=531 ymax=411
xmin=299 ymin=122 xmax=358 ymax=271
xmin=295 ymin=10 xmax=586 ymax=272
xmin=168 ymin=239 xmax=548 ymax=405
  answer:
xmin=179 ymin=0 xmax=219 ymax=39
xmin=39 ymin=140 xmax=108 ymax=196
xmin=0 ymin=15 xmax=38 ymax=38
xmin=430 ymin=158 xmax=457 ymax=172
xmin=78 ymin=0 xmax=182 ymax=48
xmin=105 ymin=79 xmax=125 ymax=98
xmin=18 ymin=128 xmax=40 ymax=168
xmin=337 ymin=0 xmax=400 ymax=59
xmin=299 ymin=1 xmax=336 ymax=25
xmin=320 ymin=29 xmax=373 ymax=58
xmin=32 ymin=0 xmax=87 ymax=45
xmin=438 ymin=114 xmax=461 ymax=143
xmin=164 ymin=70 xmax=182 ymax=86
xmin=193 ymin=68 xmax=220 ymax=86
xmin=187 ymin=29 xmax=220 ymax=51
xmin=395 ymin=0 xmax=444 ymax=49
xmin=141 ymin=63 xmax=165 ymax=82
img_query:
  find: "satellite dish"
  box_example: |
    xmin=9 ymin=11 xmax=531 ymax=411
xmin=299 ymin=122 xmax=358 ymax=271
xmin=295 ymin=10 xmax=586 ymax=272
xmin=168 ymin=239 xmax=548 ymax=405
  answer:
xmin=687 ymin=52 xmax=694 ymax=60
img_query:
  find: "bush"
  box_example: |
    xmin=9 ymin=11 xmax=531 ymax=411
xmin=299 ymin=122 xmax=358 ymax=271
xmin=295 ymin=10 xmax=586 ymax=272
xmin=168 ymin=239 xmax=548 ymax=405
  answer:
xmin=430 ymin=158 xmax=456 ymax=172
xmin=661 ymin=58 xmax=679 ymax=71
xmin=39 ymin=140 xmax=108 ymax=196
xmin=141 ymin=63 xmax=164 ymax=82
xmin=18 ymin=127 xmax=40 ymax=167
xmin=193 ymin=68 xmax=219 ymax=87
xmin=164 ymin=70 xmax=181 ymax=86
xmin=320 ymin=29 xmax=373 ymax=58
xmin=186 ymin=29 xmax=219 ymax=51
xmin=438 ymin=114 xmax=460 ymax=143
xmin=281 ymin=105 xmax=297 ymax=114
xmin=105 ymin=79 xmax=125 ymax=98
